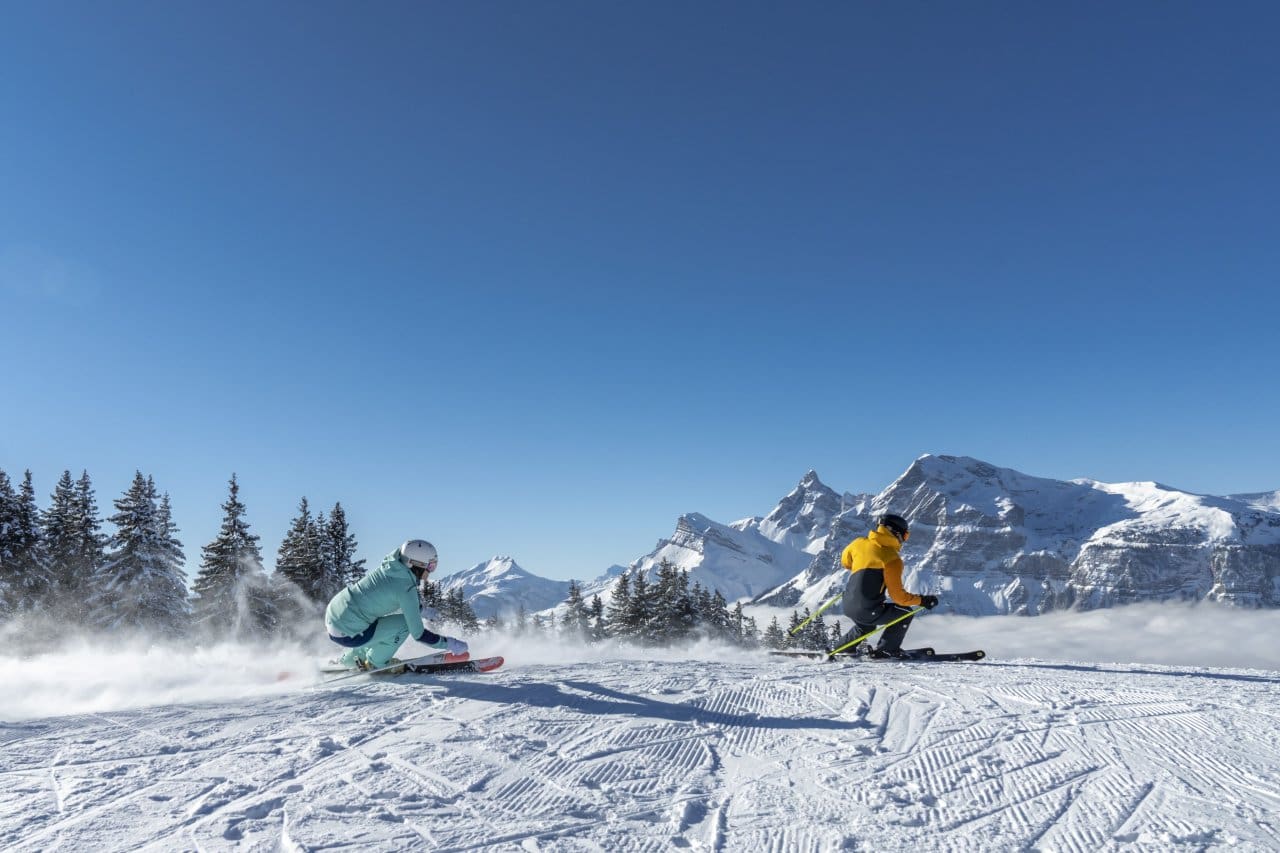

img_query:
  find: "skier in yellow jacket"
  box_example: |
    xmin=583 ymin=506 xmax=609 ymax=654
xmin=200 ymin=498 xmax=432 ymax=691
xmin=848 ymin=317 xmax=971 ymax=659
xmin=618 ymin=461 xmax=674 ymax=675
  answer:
xmin=830 ymin=514 xmax=938 ymax=659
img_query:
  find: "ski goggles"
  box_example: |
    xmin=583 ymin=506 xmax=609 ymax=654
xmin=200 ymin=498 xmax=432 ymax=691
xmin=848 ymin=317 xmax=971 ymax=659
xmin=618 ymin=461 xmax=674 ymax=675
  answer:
xmin=409 ymin=557 xmax=438 ymax=573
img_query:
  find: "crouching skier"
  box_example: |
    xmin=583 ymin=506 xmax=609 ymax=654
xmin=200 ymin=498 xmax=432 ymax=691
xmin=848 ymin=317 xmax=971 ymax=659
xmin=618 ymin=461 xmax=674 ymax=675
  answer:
xmin=829 ymin=514 xmax=938 ymax=659
xmin=325 ymin=539 xmax=469 ymax=674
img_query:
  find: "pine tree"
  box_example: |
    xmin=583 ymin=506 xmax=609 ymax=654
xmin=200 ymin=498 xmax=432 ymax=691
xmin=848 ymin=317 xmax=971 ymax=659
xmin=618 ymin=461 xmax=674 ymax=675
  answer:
xmin=605 ymin=571 xmax=632 ymax=638
xmin=191 ymin=475 xmax=273 ymax=639
xmin=800 ymin=612 xmax=828 ymax=651
xmin=73 ymin=472 xmax=106 ymax=603
xmin=420 ymin=577 xmax=444 ymax=610
xmin=0 ymin=469 xmax=19 ymax=618
xmin=11 ymin=471 xmax=52 ymax=613
xmin=515 ymin=602 xmax=528 ymax=634
xmin=98 ymin=472 xmax=189 ymax=636
xmin=651 ymin=561 xmax=695 ymax=642
xmin=441 ymin=587 xmax=480 ymax=631
xmin=624 ymin=568 xmax=652 ymax=641
xmin=564 ymin=580 xmax=590 ymax=639
xmin=762 ymin=616 xmax=786 ymax=649
xmin=730 ymin=601 xmax=747 ymax=643
xmin=589 ymin=594 xmax=606 ymax=641
xmin=785 ymin=609 xmax=805 ymax=647
xmin=42 ymin=471 xmax=80 ymax=609
xmin=276 ymin=498 xmax=323 ymax=602
xmin=325 ymin=502 xmax=363 ymax=595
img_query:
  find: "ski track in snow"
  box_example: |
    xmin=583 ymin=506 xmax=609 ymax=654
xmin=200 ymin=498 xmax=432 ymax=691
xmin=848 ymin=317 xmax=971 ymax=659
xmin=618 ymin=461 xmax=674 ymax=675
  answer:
xmin=2 ymin=658 xmax=1279 ymax=852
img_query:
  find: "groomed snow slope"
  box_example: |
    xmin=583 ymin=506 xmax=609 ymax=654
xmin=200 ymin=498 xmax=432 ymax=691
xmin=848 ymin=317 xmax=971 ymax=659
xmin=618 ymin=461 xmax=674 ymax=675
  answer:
xmin=3 ymin=635 xmax=1278 ymax=851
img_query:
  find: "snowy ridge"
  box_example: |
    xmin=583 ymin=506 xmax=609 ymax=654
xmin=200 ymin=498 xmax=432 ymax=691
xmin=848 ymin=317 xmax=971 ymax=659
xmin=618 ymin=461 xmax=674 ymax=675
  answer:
xmin=446 ymin=457 xmax=1279 ymax=618
xmin=578 ymin=511 xmax=814 ymax=608
xmin=437 ymin=556 xmax=571 ymax=619
xmin=755 ymin=455 xmax=1280 ymax=615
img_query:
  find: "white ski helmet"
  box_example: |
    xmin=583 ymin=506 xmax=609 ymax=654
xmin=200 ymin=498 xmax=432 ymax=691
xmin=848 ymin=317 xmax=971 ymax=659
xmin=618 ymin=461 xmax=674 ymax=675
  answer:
xmin=400 ymin=539 xmax=438 ymax=573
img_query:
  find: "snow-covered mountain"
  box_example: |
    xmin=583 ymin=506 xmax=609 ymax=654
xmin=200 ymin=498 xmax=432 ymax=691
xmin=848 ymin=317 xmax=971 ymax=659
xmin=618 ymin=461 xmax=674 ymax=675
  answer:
xmin=756 ymin=454 xmax=1280 ymax=615
xmin=576 ymin=511 xmax=814 ymax=607
xmin=437 ymin=556 xmax=571 ymax=619
xmin=459 ymin=456 xmax=1280 ymax=619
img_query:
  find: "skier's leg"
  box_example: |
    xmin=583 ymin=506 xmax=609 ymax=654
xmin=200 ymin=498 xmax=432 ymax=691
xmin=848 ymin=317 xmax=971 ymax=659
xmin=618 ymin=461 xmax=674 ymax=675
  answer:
xmin=875 ymin=604 xmax=915 ymax=652
xmin=359 ymin=615 xmax=412 ymax=668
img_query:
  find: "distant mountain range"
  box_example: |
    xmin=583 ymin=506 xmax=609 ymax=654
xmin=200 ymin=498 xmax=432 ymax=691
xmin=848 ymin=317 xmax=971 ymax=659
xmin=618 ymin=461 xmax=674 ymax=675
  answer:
xmin=436 ymin=455 xmax=1280 ymax=619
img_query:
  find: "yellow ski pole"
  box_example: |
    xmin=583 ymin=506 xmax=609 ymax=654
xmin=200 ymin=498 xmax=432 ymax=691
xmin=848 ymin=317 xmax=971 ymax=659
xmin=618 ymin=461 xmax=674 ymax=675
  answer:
xmin=828 ymin=606 xmax=926 ymax=656
xmin=788 ymin=593 xmax=842 ymax=636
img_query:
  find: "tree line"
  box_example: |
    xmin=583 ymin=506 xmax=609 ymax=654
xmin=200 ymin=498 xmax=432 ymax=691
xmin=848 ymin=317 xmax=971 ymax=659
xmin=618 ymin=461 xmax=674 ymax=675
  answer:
xmin=483 ymin=558 xmax=849 ymax=653
xmin=2 ymin=465 xmax=839 ymax=653
xmin=0 ymin=467 xmax=366 ymax=646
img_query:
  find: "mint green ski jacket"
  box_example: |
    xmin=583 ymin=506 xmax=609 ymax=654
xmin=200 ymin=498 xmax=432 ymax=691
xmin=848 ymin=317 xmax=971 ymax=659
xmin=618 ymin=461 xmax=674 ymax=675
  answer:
xmin=325 ymin=549 xmax=428 ymax=640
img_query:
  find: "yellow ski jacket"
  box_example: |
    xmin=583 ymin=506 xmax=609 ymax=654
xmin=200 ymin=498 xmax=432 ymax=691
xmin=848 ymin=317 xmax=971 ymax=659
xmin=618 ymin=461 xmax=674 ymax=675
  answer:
xmin=840 ymin=526 xmax=923 ymax=607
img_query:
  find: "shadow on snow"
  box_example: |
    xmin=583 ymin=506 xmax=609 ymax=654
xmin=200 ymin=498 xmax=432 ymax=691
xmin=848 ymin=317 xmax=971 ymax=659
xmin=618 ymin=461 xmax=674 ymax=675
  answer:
xmin=385 ymin=677 xmax=867 ymax=732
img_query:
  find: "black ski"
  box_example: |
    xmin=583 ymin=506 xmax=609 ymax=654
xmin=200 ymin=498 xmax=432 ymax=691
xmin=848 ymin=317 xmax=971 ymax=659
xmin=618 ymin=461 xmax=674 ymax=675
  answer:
xmin=405 ymin=655 xmax=504 ymax=675
xmin=769 ymin=646 xmax=935 ymax=660
xmin=869 ymin=650 xmax=985 ymax=663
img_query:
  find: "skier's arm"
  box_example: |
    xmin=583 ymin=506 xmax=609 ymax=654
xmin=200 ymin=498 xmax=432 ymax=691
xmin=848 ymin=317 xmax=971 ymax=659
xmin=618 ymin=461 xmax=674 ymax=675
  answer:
xmin=883 ymin=558 xmax=923 ymax=607
xmin=399 ymin=585 xmax=443 ymax=645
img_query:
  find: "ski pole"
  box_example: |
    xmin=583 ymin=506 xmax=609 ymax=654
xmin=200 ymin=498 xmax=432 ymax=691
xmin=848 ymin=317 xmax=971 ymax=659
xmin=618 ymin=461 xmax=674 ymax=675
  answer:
xmin=828 ymin=606 xmax=926 ymax=656
xmin=789 ymin=593 xmax=842 ymax=636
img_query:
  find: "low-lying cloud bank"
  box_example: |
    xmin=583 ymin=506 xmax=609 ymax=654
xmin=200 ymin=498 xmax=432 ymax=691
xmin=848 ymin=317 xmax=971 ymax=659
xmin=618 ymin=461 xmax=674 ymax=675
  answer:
xmin=1 ymin=602 xmax=1274 ymax=721
xmin=880 ymin=600 xmax=1280 ymax=670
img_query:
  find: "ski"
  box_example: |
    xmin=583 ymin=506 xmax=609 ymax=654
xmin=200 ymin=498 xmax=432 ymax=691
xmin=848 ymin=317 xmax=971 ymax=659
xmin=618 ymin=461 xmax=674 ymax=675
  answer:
xmin=319 ymin=651 xmax=470 ymax=681
xmin=867 ymin=650 xmax=985 ymax=663
xmin=769 ymin=646 xmax=935 ymax=660
xmin=405 ymin=655 xmax=504 ymax=675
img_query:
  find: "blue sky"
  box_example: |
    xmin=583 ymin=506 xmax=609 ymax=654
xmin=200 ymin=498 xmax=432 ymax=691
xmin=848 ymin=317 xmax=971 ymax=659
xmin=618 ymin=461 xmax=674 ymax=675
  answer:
xmin=2 ymin=2 xmax=1278 ymax=582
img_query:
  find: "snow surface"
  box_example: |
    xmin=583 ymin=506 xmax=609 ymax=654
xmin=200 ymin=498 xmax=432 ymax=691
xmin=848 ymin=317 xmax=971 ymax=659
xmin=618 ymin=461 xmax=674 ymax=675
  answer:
xmin=3 ymin=604 xmax=1279 ymax=851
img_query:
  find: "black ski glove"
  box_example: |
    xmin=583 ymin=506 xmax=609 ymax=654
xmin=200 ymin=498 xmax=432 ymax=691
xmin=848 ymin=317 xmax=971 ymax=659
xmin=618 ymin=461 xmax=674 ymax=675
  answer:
xmin=919 ymin=594 xmax=939 ymax=610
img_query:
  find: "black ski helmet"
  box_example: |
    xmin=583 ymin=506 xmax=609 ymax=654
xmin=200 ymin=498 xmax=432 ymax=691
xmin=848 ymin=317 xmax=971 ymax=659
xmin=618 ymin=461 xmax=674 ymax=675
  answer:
xmin=879 ymin=514 xmax=910 ymax=539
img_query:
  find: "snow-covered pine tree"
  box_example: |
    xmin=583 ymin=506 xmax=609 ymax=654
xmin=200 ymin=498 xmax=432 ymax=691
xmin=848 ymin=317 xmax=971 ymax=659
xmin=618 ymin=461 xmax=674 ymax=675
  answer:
xmin=564 ymin=580 xmax=590 ymax=639
xmin=441 ymin=587 xmax=479 ymax=631
xmin=730 ymin=601 xmax=747 ymax=644
xmin=420 ymin=577 xmax=443 ymax=610
xmin=742 ymin=615 xmax=761 ymax=647
xmin=624 ymin=568 xmax=653 ymax=641
xmin=0 ymin=469 xmax=19 ymax=618
xmin=762 ymin=616 xmax=786 ymax=649
xmin=311 ymin=509 xmax=331 ymax=599
xmin=650 ymin=560 xmax=695 ymax=641
xmin=98 ymin=472 xmax=189 ymax=637
xmin=324 ymin=502 xmax=363 ymax=597
xmin=191 ymin=475 xmax=274 ymax=640
xmin=799 ymin=612 xmax=828 ymax=651
xmin=276 ymin=497 xmax=322 ymax=601
xmin=11 ymin=471 xmax=52 ymax=615
xmin=589 ymin=594 xmax=606 ymax=641
xmin=785 ymin=609 xmax=805 ymax=646
xmin=515 ymin=602 xmax=528 ymax=633
xmin=605 ymin=571 xmax=632 ymax=638
xmin=73 ymin=472 xmax=106 ymax=607
xmin=42 ymin=471 xmax=80 ymax=613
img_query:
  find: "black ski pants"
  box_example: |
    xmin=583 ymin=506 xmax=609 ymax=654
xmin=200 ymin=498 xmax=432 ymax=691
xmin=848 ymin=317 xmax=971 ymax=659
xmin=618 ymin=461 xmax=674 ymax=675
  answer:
xmin=834 ymin=568 xmax=915 ymax=652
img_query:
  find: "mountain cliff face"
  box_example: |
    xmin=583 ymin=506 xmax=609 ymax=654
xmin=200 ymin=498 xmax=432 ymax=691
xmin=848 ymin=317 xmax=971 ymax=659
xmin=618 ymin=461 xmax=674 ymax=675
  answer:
xmin=755 ymin=455 xmax=1280 ymax=615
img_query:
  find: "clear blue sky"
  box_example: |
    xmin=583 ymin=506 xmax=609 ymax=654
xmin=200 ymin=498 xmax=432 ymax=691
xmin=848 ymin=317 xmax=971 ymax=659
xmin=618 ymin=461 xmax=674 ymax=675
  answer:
xmin=3 ymin=2 xmax=1278 ymax=582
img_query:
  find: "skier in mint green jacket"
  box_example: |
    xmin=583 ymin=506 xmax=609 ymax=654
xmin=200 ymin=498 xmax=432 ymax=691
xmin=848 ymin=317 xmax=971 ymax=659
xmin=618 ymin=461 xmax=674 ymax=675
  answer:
xmin=325 ymin=539 xmax=468 ymax=672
